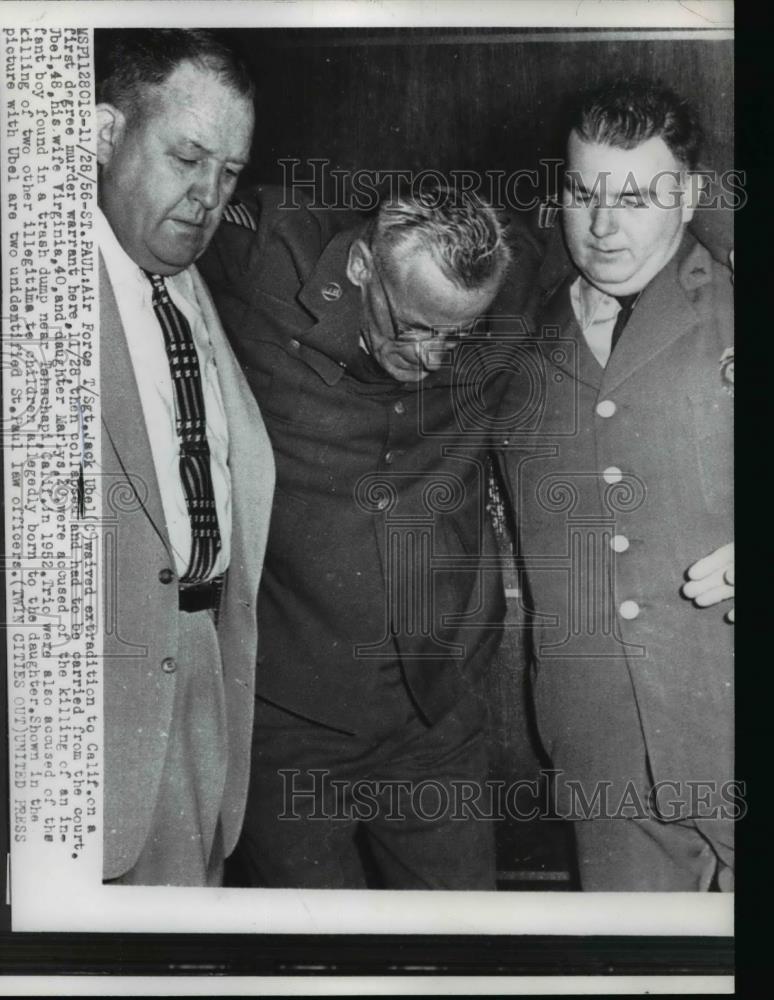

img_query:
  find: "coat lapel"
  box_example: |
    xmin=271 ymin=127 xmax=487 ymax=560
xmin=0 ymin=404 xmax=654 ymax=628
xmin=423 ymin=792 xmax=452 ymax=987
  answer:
xmin=99 ymin=255 xmax=171 ymax=554
xmin=602 ymin=234 xmax=708 ymax=395
xmin=294 ymin=228 xmax=366 ymax=377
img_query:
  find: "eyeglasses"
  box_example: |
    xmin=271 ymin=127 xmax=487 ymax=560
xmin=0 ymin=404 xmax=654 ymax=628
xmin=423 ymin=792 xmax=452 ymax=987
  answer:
xmin=367 ymin=248 xmax=473 ymax=343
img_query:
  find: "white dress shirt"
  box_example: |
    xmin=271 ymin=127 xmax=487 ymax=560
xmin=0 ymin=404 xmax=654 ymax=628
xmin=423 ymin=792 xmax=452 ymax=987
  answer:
xmin=570 ymin=276 xmax=624 ymax=368
xmin=97 ymin=208 xmax=231 ymax=579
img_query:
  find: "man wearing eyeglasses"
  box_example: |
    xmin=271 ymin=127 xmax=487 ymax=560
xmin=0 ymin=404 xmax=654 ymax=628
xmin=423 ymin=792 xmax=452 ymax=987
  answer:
xmin=199 ymin=183 xmax=516 ymax=888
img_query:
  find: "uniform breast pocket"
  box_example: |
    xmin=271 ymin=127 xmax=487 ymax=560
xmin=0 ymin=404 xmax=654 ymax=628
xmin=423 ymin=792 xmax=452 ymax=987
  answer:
xmin=253 ymin=356 xmax=342 ymax=431
xmin=687 ymin=391 xmax=733 ymax=515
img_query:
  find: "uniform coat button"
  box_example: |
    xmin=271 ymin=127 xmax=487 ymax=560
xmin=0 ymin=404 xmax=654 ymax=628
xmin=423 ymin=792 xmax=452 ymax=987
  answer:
xmin=619 ymin=600 xmax=640 ymax=620
xmin=596 ymin=399 xmax=617 ymax=418
xmin=289 ymin=338 xmax=301 ymax=350
xmin=384 ymin=451 xmax=394 ymax=464
xmin=158 ymin=567 xmax=175 ymax=584
xmin=610 ymin=535 xmax=630 ymax=553
xmin=603 ymin=466 xmax=623 ymax=484
xmin=394 ymin=400 xmax=405 ymax=414
xmin=161 ymin=657 xmax=178 ymax=674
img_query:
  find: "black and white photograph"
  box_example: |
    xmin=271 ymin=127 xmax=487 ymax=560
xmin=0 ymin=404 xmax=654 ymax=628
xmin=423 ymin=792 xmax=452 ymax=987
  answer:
xmin=1 ymin=0 xmax=739 ymax=993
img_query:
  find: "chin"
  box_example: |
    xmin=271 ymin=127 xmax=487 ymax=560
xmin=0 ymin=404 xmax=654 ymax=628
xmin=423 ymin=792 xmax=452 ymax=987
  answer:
xmin=587 ymin=269 xmax=633 ymax=288
xmin=154 ymin=243 xmax=201 ymax=271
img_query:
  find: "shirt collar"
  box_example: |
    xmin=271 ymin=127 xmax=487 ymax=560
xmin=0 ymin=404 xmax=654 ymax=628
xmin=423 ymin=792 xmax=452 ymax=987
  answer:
xmin=95 ymin=206 xmax=196 ymax=307
xmin=96 ymin=206 xmax=150 ymax=302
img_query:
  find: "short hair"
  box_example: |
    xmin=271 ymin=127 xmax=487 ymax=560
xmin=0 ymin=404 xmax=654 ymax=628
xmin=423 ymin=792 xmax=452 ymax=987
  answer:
xmin=95 ymin=29 xmax=254 ymax=126
xmin=370 ymin=180 xmax=511 ymax=291
xmin=569 ymin=77 xmax=703 ymax=169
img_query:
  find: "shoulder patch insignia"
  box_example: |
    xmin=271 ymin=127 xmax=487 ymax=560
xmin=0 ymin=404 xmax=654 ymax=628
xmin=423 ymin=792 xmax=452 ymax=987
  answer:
xmin=223 ymin=200 xmax=257 ymax=232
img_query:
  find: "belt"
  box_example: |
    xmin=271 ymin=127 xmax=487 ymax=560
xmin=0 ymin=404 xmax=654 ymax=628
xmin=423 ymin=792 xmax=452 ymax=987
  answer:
xmin=179 ymin=575 xmax=224 ymax=613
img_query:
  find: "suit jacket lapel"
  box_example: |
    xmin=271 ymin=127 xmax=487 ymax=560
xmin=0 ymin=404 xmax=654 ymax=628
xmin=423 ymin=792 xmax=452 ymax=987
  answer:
xmin=99 ymin=255 xmax=171 ymax=554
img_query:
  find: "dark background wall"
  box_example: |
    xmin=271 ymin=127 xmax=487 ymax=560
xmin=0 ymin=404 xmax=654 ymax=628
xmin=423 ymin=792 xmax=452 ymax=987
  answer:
xmin=225 ymin=29 xmax=733 ymax=191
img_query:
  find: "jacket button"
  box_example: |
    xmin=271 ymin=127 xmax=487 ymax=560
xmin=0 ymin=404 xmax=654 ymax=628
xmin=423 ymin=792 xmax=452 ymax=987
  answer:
xmin=377 ymin=497 xmax=389 ymax=511
xmin=619 ymin=600 xmax=640 ymax=620
xmin=394 ymin=400 xmax=405 ymax=415
xmin=158 ymin=568 xmax=175 ymax=584
xmin=289 ymin=338 xmax=301 ymax=350
xmin=610 ymin=534 xmax=630 ymax=553
xmin=596 ymin=399 xmax=617 ymax=418
xmin=161 ymin=657 xmax=177 ymax=674
xmin=603 ymin=466 xmax=623 ymax=484
xmin=384 ymin=451 xmax=394 ymax=464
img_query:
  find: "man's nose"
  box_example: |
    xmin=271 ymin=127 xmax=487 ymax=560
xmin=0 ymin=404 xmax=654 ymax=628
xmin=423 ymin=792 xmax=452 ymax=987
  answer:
xmin=420 ymin=335 xmax=456 ymax=371
xmin=589 ymin=204 xmax=618 ymax=239
xmin=189 ymin=166 xmax=221 ymax=211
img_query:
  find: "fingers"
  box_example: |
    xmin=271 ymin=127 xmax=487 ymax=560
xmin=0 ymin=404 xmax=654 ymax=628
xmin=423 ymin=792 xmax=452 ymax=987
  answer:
xmin=682 ymin=541 xmax=734 ymax=615
xmin=686 ymin=542 xmax=734 ymax=581
xmin=682 ymin=566 xmax=728 ymax=599
xmin=686 ymin=582 xmax=735 ymax=607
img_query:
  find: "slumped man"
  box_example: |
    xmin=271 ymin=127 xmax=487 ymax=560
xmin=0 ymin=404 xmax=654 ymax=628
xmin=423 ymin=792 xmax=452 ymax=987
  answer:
xmin=200 ymin=183 xmax=519 ymax=889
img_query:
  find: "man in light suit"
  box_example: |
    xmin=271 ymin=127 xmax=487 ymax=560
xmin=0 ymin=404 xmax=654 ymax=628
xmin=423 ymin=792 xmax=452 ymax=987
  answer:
xmin=94 ymin=30 xmax=274 ymax=885
xmin=498 ymin=78 xmax=734 ymax=890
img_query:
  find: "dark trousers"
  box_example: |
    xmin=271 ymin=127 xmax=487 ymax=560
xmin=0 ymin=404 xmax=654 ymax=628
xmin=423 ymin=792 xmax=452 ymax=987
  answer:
xmin=536 ymin=665 xmax=734 ymax=891
xmin=233 ymin=693 xmax=496 ymax=890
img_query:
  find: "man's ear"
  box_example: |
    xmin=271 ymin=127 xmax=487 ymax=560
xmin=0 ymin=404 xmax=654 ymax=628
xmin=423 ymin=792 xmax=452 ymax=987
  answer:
xmin=346 ymin=238 xmax=373 ymax=290
xmin=96 ymin=104 xmax=127 ymax=167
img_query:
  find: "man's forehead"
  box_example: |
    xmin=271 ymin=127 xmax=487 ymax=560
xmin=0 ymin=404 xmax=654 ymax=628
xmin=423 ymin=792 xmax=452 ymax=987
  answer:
xmin=142 ymin=61 xmax=253 ymax=142
xmin=566 ymin=131 xmax=684 ymax=185
xmin=386 ymin=243 xmax=496 ymax=324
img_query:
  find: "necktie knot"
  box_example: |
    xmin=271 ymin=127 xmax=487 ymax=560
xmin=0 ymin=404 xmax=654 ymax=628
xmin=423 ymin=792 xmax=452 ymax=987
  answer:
xmin=610 ymin=292 xmax=641 ymax=354
xmin=144 ymin=270 xmax=169 ymax=305
xmin=614 ymin=293 xmax=639 ymax=316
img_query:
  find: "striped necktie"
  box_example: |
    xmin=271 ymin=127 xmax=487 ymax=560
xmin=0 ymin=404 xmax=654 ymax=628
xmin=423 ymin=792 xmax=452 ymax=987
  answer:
xmin=146 ymin=272 xmax=222 ymax=583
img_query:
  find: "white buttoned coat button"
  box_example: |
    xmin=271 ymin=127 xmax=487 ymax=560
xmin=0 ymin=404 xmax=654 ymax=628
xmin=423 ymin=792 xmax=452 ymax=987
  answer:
xmin=603 ymin=466 xmax=623 ymax=484
xmin=596 ymin=399 xmax=617 ymax=418
xmin=161 ymin=657 xmax=177 ymax=674
xmin=610 ymin=534 xmax=630 ymax=553
xmin=619 ymin=600 xmax=640 ymax=620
